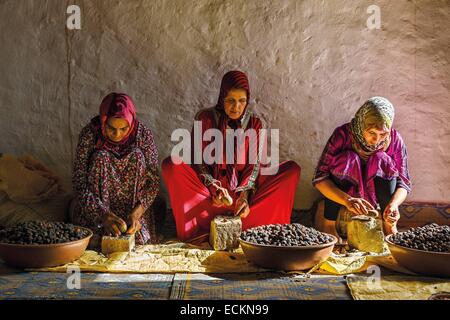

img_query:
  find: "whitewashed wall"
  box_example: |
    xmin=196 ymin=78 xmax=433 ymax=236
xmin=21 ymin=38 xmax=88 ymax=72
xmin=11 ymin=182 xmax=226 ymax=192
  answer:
xmin=0 ymin=0 xmax=449 ymax=208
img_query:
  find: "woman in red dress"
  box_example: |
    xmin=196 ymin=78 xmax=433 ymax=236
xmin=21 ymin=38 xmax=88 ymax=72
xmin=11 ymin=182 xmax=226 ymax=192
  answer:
xmin=162 ymin=71 xmax=301 ymax=243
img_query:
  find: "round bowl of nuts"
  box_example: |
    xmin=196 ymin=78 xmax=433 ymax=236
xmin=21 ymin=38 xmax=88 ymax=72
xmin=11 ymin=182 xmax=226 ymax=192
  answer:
xmin=239 ymin=223 xmax=337 ymax=271
xmin=385 ymin=223 xmax=450 ymax=278
xmin=0 ymin=221 xmax=93 ymax=268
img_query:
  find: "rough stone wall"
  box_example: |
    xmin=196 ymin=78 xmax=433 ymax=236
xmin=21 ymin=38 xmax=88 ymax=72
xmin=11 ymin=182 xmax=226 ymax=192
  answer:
xmin=0 ymin=0 xmax=449 ymax=209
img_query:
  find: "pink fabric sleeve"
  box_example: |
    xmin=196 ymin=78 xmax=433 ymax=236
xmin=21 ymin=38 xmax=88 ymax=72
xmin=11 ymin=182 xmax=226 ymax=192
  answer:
xmin=191 ymin=110 xmax=220 ymax=196
xmin=235 ymin=117 xmax=264 ymax=193
xmin=390 ymin=130 xmax=412 ymax=193
xmin=312 ymin=126 xmax=348 ymax=186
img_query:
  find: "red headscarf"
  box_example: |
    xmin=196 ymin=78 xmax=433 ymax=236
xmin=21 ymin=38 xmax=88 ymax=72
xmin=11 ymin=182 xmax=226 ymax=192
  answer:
xmin=92 ymin=92 xmax=138 ymax=156
xmin=215 ymin=70 xmax=250 ymax=130
xmin=214 ymin=71 xmax=251 ymax=191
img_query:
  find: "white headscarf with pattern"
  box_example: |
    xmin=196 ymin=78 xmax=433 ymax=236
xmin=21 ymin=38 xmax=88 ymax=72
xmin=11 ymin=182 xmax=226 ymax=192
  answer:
xmin=350 ymin=96 xmax=395 ymax=155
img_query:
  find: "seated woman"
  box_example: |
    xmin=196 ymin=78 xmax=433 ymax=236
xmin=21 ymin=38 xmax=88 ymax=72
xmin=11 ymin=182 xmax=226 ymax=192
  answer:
xmin=162 ymin=70 xmax=301 ymax=243
xmin=71 ymin=92 xmax=160 ymax=245
xmin=313 ymin=97 xmax=411 ymax=239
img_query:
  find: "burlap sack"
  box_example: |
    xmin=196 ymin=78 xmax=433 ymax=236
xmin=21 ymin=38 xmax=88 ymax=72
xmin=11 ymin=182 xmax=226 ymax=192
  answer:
xmin=336 ymin=207 xmax=387 ymax=253
xmin=0 ymin=154 xmax=60 ymax=204
xmin=0 ymin=192 xmax=71 ymax=227
xmin=347 ymin=215 xmax=387 ymax=253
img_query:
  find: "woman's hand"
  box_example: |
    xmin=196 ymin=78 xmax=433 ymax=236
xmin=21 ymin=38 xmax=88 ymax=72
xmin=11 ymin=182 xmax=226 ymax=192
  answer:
xmin=382 ymin=188 xmax=407 ymax=235
xmin=126 ymin=205 xmax=144 ymax=235
xmin=383 ymin=202 xmax=400 ymax=224
xmin=344 ymin=197 xmax=375 ymax=215
xmin=102 ymin=211 xmax=128 ymax=237
xmin=212 ymin=187 xmax=233 ymax=207
xmin=234 ymin=191 xmax=250 ymax=218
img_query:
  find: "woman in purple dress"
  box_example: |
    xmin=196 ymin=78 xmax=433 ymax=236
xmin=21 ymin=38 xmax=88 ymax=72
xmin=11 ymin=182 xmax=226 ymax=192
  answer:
xmin=71 ymin=93 xmax=160 ymax=245
xmin=313 ymin=97 xmax=411 ymax=239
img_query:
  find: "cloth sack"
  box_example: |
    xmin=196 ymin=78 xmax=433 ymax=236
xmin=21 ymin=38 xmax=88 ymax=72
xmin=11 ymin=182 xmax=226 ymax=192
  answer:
xmin=337 ymin=208 xmax=387 ymax=253
xmin=0 ymin=154 xmax=60 ymax=204
xmin=347 ymin=215 xmax=387 ymax=253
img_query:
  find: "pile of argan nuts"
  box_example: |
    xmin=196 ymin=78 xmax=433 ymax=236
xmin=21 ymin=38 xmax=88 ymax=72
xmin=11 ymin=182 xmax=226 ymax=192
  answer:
xmin=241 ymin=223 xmax=335 ymax=247
xmin=390 ymin=223 xmax=450 ymax=253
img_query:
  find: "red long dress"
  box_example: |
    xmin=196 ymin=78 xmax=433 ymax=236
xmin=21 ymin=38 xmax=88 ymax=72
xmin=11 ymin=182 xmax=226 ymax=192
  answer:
xmin=162 ymin=107 xmax=301 ymax=241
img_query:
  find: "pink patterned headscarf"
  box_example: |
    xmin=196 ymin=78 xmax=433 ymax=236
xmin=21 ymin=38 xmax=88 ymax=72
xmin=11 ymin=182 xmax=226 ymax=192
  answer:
xmin=93 ymin=93 xmax=138 ymax=154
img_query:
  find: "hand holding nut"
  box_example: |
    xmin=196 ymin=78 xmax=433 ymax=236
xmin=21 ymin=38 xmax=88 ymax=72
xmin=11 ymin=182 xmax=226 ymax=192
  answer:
xmin=212 ymin=183 xmax=233 ymax=207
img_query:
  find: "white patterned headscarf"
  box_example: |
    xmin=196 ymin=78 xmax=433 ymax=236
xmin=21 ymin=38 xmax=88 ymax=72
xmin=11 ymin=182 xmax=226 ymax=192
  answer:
xmin=350 ymin=97 xmax=395 ymax=153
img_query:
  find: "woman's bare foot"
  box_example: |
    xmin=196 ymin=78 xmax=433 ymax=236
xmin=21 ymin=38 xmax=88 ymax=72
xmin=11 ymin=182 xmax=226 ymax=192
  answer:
xmin=88 ymin=234 xmax=102 ymax=251
xmin=186 ymin=233 xmax=210 ymax=246
xmin=315 ymin=200 xmax=344 ymax=243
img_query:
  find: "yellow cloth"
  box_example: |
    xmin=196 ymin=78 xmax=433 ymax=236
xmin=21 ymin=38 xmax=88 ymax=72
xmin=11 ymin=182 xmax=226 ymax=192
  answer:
xmin=31 ymin=242 xmax=267 ymax=273
xmin=347 ymin=274 xmax=450 ymax=300
xmin=319 ymin=249 xmax=396 ymax=275
xmin=30 ymin=241 xmax=420 ymax=277
xmin=319 ymin=253 xmax=369 ymax=275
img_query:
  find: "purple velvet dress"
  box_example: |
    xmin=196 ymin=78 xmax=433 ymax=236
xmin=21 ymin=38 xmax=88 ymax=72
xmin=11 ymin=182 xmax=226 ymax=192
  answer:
xmin=312 ymin=123 xmax=411 ymax=207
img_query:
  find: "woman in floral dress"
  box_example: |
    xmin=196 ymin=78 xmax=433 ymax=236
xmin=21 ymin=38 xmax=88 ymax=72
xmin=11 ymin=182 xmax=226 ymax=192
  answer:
xmin=71 ymin=92 xmax=160 ymax=245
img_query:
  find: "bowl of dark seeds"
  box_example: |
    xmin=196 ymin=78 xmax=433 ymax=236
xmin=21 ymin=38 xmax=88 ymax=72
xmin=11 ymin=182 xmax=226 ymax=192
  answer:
xmin=239 ymin=223 xmax=337 ymax=271
xmin=0 ymin=221 xmax=92 ymax=268
xmin=428 ymin=292 xmax=450 ymax=300
xmin=386 ymin=223 xmax=450 ymax=278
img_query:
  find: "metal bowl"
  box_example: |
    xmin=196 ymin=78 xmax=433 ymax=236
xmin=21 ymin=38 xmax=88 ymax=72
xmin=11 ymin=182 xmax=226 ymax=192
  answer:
xmin=385 ymin=234 xmax=450 ymax=278
xmin=239 ymin=234 xmax=338 ymax=271
xmin=0 ymin=227 xmax=93 ymax=268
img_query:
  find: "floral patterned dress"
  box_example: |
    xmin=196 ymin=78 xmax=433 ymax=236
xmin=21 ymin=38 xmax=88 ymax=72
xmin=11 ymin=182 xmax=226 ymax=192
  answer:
xmin=72 ymin=120 xmax=160 ymax=245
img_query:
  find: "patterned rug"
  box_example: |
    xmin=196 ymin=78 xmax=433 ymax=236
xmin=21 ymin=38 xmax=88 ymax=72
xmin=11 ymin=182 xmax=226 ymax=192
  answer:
xmin=0 ymin=271 xmax=351 ymax=300
xmin=170 ymin=273 xmax=351 ymax=300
